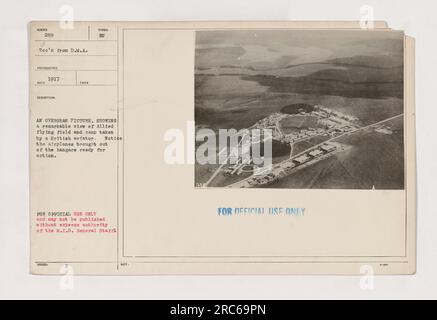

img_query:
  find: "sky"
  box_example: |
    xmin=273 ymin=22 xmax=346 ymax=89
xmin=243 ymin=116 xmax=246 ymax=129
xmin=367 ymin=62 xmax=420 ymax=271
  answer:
xmin=196 ymin=30 xmax=404 ymax=69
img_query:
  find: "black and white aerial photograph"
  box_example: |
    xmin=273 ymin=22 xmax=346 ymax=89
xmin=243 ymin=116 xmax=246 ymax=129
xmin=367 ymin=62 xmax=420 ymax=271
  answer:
xmin=195 ymin=30 xmax=405 ymax=189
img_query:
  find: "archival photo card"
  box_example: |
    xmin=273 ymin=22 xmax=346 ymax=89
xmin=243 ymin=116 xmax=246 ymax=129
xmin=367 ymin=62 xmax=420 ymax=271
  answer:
xmin=29 ymin=21 xmax=415 ymax=275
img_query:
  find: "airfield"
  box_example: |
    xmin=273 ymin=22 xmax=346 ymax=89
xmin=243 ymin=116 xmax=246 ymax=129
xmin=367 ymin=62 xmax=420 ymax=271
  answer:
xmin=196 ymin=103 xmax=404 ymax=189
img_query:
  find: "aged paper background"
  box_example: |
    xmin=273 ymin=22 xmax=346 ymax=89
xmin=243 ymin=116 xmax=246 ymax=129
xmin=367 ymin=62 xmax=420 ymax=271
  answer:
xmin=29 ymin=21 xmax=416 ymax=275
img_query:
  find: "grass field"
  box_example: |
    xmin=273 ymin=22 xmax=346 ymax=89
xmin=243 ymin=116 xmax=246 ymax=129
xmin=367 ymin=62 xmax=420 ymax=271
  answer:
xmin=195 ymin=75 xmax=403 ymax=130
xmin=194 ymin=163 xmax=221 ymax=186
xmin=266 ymin=117 xmax=404 ymax=190
xmin=279 ymin=115 xmax=320 ymax=134
xmin=291 ymin=140 xmax=314 ymax=156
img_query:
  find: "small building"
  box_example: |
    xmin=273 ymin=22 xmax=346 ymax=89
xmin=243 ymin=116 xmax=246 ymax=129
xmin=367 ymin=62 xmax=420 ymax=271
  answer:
xmin=293 ymin=155 xmax=310 ymax=165
xmin=309 ymin=149 xmax=323 ymax=158
xmin=285 ymin=163 xmax=296 ymax=170
xmin=281 ymin=162 xmax=296 ymax=170
xmin=321 ymin=144 xmax=336 ymax=153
